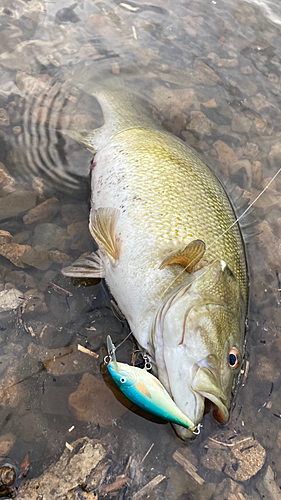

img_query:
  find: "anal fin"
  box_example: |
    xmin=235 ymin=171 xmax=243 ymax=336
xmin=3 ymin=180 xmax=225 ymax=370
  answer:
xmin=62 ymin=250 xmax=105 ymax=278
xmin=89 ymin=207 xmax=120 ymax=264
xmin=159 ymin=240 xmax=205 ymax=271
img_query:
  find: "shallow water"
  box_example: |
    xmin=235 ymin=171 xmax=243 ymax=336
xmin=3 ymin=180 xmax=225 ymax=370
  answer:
xmin=0 ymin=0 xmax=281 ymax=498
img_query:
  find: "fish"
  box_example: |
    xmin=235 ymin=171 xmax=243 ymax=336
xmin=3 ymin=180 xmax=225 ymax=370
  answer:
xmin=62 ymin=88 xmax=248 ymax=439
xmin=106 ymin=335 xmax=196 ymax=431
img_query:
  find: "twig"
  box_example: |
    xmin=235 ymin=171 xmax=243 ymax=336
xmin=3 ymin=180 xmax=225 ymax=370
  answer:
xmin=208 ymin=436 xmax=251 ymax=448
xmin=77 ymin=344 xmax=99 ymax=358
xmin=242 ymin=360 xmax=250 ymax=386
xmin=173 ymin=450 xmax=204 ymax=485
xmin=131 ymin=475 xmax=166 ymax=500
xmin=142 ymin=443 xmax=154 ymax=463
xmin=99 ymin=474 xmax=131 ymax=495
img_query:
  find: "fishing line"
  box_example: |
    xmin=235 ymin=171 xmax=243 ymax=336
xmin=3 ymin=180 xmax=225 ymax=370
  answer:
xmin=162 ymin=166 xmax=281 ymax=298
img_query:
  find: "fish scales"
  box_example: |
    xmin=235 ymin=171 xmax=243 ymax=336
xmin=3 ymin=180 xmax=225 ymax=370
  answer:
xmin=63 ymin=89 xmax=248 ymax=439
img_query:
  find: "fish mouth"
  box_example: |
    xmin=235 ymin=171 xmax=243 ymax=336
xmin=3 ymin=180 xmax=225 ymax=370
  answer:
xmin=191 ymin=355 xmax=229 ymax=425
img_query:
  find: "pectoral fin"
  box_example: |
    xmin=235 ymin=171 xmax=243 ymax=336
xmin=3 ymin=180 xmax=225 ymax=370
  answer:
xmin=159 ymin=240 xmax=205 ymax=271
xmin=89 ymin=207 xmax=120 ymax=264
xmin=62 ymin=250 xmax=105 ymax=277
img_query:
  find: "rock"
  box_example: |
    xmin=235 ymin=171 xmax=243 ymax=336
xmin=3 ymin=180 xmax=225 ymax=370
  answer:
xmin=251 ymin=93 xmax=273 ymax=111
xmin=0 ymin=168 xmax=15 ymax=196
xmin=68 ymin=372 xmax=128 ymax=425
xmin=151 ymin=87 xmax=198 ymax=120
xmin=48 ymin=250 xmax=71 ymax=264
xmin=229 ymin=159 xmax=252 ymax=189
xmin=32 ymin=223 xmax=66 ymax=250
xmin=0 ymin=288 xmax=23 ymax=313
xmin=0 ymin=108 xmax=9 ymax=126
xmin=200 ymin=432 xmax=266 ymax=481
xmin=269 ymin=73 xmax=279 ymax=83
xmin=241 ymin=66 xmax=252 ymax=74
xmin=243 ymin=142 xmax=259 ymax=159
xmin=0 ymin=367 xmax=21 ymax=408
xmin=5 ymin=270 xmax=37 ymax=289
xmin=213 ymin=140 xmax=238 ymax=167
xmin=0 ymin=433 xmax=16 ymax=456
xmin=61 ymin=203 xmax=89 ymax=225
xmin=23 ymin=197 xmax=60 ymax=225
xmin=269 ymin=143 xmax=281 ymax=160
xmin=12 ymin=231 xmax=31 ymax=245
xmin=212 ymin=478 xmax=245 ymax=500
xmin=203 ymin=98 xmax=217 ymax=108
xmin=67 ymin=221 xmax=92 ymax=252
xmin=257 ymin=466 xmax=281 ymax=500
xmin=17 ymin=437 xmax=108 ymax=500
xmin=21 ymin=247 xmax=52 ymax=271
xmin=0 ymin=240 xmax=31 ymax=268
xmin=0 ymin=230 xmax=12 ymax=244
xmin=16 ymin=71 xmax=51 ymax=96
xmin=257 ymin=220 xmax=281 ymax=267
xmin=252 ymin=161 xmax=262 ymax=188
xmin=0 ymin=191 xmax=37 ymax=220
xmin=208 ymin=52 xmax=238 ymax=67
xmin=186 ymin=111 xmax=214 ymax=136
xmin=12 ymin=126 xmax=21 ymax=134
xmin=231 ymin=114 xmax=252 ymax=133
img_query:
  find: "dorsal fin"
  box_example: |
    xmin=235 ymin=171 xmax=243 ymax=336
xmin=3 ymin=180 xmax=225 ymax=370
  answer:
xmin=159 ymin=240 xmax=206 ymax=272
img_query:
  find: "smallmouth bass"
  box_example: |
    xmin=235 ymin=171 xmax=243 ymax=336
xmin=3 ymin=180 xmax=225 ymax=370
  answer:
xmin=63 ymin=89 xmax=248 ymax=439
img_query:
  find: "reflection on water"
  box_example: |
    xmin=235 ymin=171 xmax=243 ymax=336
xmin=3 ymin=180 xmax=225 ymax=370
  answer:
xmin=0 ymin=0 xmax=281 ymax=498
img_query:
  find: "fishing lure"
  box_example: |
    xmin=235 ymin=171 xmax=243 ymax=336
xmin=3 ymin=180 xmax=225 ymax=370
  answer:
xmin=106 ymin=336 xmax=197 ymax=432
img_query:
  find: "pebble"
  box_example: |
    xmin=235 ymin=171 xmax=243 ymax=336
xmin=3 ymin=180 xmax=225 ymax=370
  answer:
xmin=213 ymin=140 xmax=238 ymax=167
xmin=12 ymin=231 xmax=31 ymax=245
xmin=257 ymin=466 xmax=281 ymax=500
xmin=200 ymin=432 xmax=266 ymax=481
xmin=186 ymin=111 xmax=214 ymax=136
xmin=0 ymin=366 xmax=21 ymax=408
xmin=5 ymin=270 xmax=37 ymax=289
xmin=32 ymin=223 xmax=66 ymax=250
xmin=23 ymin=197 xmax=60 ymax=225
xmin=0 ymin=108 xmax=10 ymax=126
xmin=151 ymin=87 xmax=198 ymax=120
xmin=67 ymin=221 xmax=93 ymax=253
xmin=269 ymin=143 xmax=281 ymax=160
xmin=0 ymin=240 xmax=31 ymax=268
xmin=0 ymin=168 xmax=15 ymax=196
xmin=48 ymin=250 xmax=71 ymax=264
xmin=252 ymin=160 xmax=262 ymax=188
xmin=0 ymin=191 xmax=37 ymax=221
xmin=21 ymin=247 xmax=52 ymax=271
xmin=241 ymin=66 xmax=252 ymax=74
xmin=0 ymin=433 xmax=16 ymax=456
xmin=203 ymin=98 xmax=217 ymax=108
xmin=251 ymin=93 xmax=273 ymax=111
xmin=23 ymin=289 xmax=48 ymax=314
xmin=231 ymin=114 xmax=252 ymax=133
xmin=68 ymin=372 xmax=128 ymax=425
xmin=16 ymin=71 xmax=51 ymax=96
xmin=0 ymin=288 xmax=23 ymax=313
xmin=61 ymin=203 xmax=89 ymax=225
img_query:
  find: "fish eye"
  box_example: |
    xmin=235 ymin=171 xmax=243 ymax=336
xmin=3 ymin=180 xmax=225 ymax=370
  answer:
xmin=120 ymin=376 xmax=126 ymax=383
xmin=228 ymin=347 xmax=240 ymax=369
